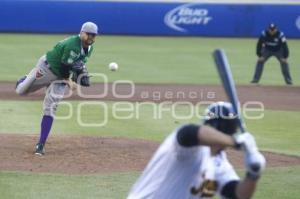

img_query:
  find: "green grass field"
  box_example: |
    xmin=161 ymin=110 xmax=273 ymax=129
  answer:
xmin=0 ymin=34 xmax=300 ymax=199
xmin=1 ymin=167 xmax=300 ymax=199
xmin=0 ymin=34 xmax=299 ymax=84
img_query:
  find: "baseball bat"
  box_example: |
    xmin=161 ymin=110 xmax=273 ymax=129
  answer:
xmin=212 ymin=50 xmax=265 ymax=173
xmin=212 ymin=49 xmax=246 ymax=133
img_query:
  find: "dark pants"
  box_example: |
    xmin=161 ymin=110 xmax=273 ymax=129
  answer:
xmin=252 ymin=48 xmax=292 ymax=84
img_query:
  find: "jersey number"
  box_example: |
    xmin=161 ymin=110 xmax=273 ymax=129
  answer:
xmin=191 ymin=180 xmax=218 ymax=198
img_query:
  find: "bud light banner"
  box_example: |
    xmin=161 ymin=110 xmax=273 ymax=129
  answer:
xmin=0 ymin=1 xmax=299 ymax=38
xmin=164 ymin=4 xmax=213 ymax=33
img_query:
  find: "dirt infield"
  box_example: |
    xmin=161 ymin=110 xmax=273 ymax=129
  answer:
xmin=1 ymin=134 xmax=300 ymax=175
xmin=1 ymin=82 xmax=300 ymax=111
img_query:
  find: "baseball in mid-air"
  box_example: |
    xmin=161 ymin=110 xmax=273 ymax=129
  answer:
xmin=109 ymin=62 xmax=118 ymax=71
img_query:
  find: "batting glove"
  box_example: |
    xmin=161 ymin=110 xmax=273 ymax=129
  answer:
xmin=245 ymin=151 xmax=266 ymax=180
xmin=234 ymin=132 xmax=259 ymax=154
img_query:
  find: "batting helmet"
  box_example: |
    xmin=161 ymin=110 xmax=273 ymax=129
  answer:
xmin=203 ymin=102 xmax=239 ymax=135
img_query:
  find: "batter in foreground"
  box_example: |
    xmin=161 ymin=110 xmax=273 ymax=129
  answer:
xmin=127 ymin=102 xmax=266 ymax=199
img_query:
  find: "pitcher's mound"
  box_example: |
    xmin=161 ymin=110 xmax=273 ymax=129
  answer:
xmin=0 ymin=134 xmax=299 ymax=175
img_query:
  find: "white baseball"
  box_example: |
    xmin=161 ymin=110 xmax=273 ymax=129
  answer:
xmin=109 ymin=62 xmax=118 ymax=71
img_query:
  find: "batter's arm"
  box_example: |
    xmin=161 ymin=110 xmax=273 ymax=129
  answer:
xmin=235 ymin=178 xmax=258 ymax=199
xmin=221 ymin=178 xmax=258 ymax=199
xmin=176 ymin=125 xmax=236 ymax=148
xmin=221 ymin=147 xmax=266 ymax=198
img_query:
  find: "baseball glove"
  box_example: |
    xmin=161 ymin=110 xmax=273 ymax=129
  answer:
xmin=72 ymin=60 xmax=85 ymax=71
xmin=71 ymin=66 xmax=90 ymax=87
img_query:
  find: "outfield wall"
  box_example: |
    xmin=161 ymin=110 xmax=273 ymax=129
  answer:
xmin=0 ymin=0 xmax=299 ymax=38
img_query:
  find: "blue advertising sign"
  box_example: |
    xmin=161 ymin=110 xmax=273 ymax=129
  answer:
xmin=0 ymin=1 xmax=299 ymax=38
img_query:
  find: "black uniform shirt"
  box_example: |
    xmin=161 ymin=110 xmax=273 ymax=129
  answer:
xmin=256 ymin=30 xmax=289 ymax=58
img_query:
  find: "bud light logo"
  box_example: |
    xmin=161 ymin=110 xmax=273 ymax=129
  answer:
xmin=164 ymin=3 xmax=213 ymax=32
xmin=296 ymin=16 xmax=300 ymax=31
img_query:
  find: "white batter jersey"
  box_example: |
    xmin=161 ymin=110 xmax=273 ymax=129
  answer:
xmin=127 ymin=127 xmax=239 ymax=199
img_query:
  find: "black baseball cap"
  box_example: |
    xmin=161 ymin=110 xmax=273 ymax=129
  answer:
xmin=268 ymin=23 xmax=277 ymax=30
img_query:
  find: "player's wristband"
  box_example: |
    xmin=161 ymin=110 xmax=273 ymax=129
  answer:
xmin=233 ymin=134 xmax=243 ymax=150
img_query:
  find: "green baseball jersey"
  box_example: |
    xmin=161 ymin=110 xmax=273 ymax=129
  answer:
xmin=46 ymin=35 xmax=93 ymax=77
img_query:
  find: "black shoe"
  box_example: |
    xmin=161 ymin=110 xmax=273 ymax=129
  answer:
xmin=16 ymin=76 xmax=27 ymax=89
xmin=250 ymin=80 xmax=259 ymax=84
xmin=35 ymin=143 xmax=45 ymax=156
xmin=286 ymin=81 xmax=293 ymax=85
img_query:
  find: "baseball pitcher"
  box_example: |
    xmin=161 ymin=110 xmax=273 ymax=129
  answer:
xmin=127 ymin=102 xmax=266 ymax=199
xmin=15 ymin=22 xmax=98 ymax=155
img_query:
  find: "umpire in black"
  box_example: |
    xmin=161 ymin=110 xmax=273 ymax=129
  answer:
xmin=251 ymin=23 xmax=293 ymax=85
